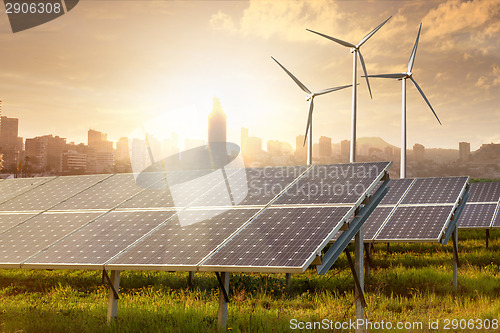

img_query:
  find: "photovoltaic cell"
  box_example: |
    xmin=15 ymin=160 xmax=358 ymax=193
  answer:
xmin=0 ymin=212 xmax=101 ymax=265
xmin=0 ymin=177 xmax=55 ymax=204
xmin=52 ymin=174 xmax=148 ymax=210
xmin=375 ymin=206 xmax=454 ymax=241
xmin=201 ymin=206 xmax=351 ymax=270
xmin=108 ymin=208 xmax=259 ymax=268
xmin=274 ymin=162 xmax=389 ymax=205
xmin=467 ymin=182 xmax=500 ymax=203
xmin=379 ymin=179 xmax=414 ymax=205
xmin=491 ymin=206 xmax=500 ymax=228
xmin=457 ymin=204 xmax=496 ymax=228
xmin=25 ymin=210 xmax=176 ymax=267
xmin=0 ymin=213 xmax=38 ymax=234
xmin=361 ymin=207 xmax=394 ymax=241
xmin=0 ymin=174 xmax=109 ymax=211
xmin=401 ymin=177 xmax=467 ymax=204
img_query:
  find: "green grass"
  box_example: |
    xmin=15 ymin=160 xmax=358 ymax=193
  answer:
xmin=1 ymin=230 xmax=500 ymax=332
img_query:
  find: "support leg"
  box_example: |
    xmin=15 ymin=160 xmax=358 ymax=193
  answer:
xmin=364 ymin=243 xmax=372 ymax=280
xmin=217 ymin=272 xmax=230 ymax=331
xmin=486 ymin=229 xmax=490 ymax=249
xmin=188 ymin=271 xmax=195 ymax=287
xmin=285 ymin=273 xmax=291 ymax=287
xmin=354 ymin=229 xmax=365 ymax=332
xmin=107 ymin=270 xmax=120 ymax=324
xmin=452 ymin=227 xmax=459 ymax=292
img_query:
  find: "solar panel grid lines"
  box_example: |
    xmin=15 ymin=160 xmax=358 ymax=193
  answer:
xmin=106 ymin=208 xmax=262 ymax=271
xmin=0 ymin=174 xmax=111 ymax=212
xmin=467 ymin=182 xmax=500 ymax=203
xmin=50 ymin=173 xmax=146 ymax=210
xmin=23 ymin=210 xmax=178 ymax=270
xmin=374 ymin=205 xmax=455 ymax=242
xmin=359 ymin=207 xmax=394 ymax=241
xmin=199 ymin=206 xmax=352 ymax=273
xmin=273 ymin=162 xmax=391 ymax=206
xmin=490 ymin=201 xmax=500 ymax=228
xmin=401 ymin=177 xmax=469 ymax=205
xmin=0 ymin=212 xmax=103 ymax=268
xmin=0 ymin=176 xmax=56 ymax=205
xmin=0 ymin=213 xmax=38 ymax=234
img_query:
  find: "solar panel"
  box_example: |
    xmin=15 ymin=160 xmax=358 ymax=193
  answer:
xmin=457 ymin=204 xmax=496 ymax=228
xmin=51 ymin=174 xmax=149 ymax=210
xmin=361 ymin=207 xmax=394 ymax=241
xmin=0 ymin=213 xmax=38 ymax=234
xmin=375 ymin=206 xmax=454 ymax=242
xmin=491 ymin=205 xmax=500 ymax=228
xmin=0 ymin=176 xmax=55 ymax=204
xmin=401 ymin=177 xmax=468 ymax=204
xmin=24 ymin=210 xmax=176 ymax=269
xmin=379 ymin=179 xmax=414 ymax=205
xmin=0 ymin=174 xmax=110 ymax=212
xmin=107 ymin=208 xmax=260 ymax=270
xmin=200 ymin=206 xmax=351 ymax=272
xmin=467 ymin=182 xmax=500 ymax=203
xmin=274 ymin=162 xmax=390 ymax=205
xmin=0 ymin=212 xmax=102 ymax=267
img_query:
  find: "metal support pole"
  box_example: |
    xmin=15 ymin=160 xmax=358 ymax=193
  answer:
xmin=364 ymin=243 xmax=372 ymax=280
xmin=486 ymin=229 xmax=490 ymax=249
xmin=285 ymin=273 xmax=291 ymax=287
xmin=350 ymin=50 xmax=357 ymax=163
xmin=217 ymin=272 xmax=230 ymax=331
xmin=354 ymin=228 xmax=365 ymax=331
xmin=106 ymin=270 xmax=120 ymax=323
xmin=400 ymin=78 xmax=407 ymax=179
xmin=452 ymin=227 xmax=459 ymax=291
xmin=188 ymin=271 xmax=195 ymax=287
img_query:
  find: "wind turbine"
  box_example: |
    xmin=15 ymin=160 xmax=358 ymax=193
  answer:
xmin=271 ymin=56 xmax=351 ymax=165
xmin=363 ymin=23 xmax=441 ymax=178
xmin=307 ymin=16 xmax=392 ymax=163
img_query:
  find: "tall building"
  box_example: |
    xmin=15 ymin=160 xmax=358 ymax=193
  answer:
xmin=459 ymin=142 xmax=471 ymax=161
xmin=24 ymin=135 xmax=67 ymax=172
xmin=340 ymin=140 xmax=350 ymax=161
xmin=241 ymin=128 xmax=248 ymax=155
xmin=0 ymin=116 xmax=22 ymax=171
xmin=88 ymin=129 xmax=113 ymax=173
xmin=319 ymin=136 xmax=332 ymax=158
xmin=295 ymin=135 xmax=307 ymax=163
xmin=61 ymin=150 xmax=87 ymax=175
xmin=413 ymin=143 xmax=425 ymax=162
xmin=208 ymin=97 xmax=227 ymax=145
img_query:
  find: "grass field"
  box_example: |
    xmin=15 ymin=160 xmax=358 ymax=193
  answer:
xmin=0 ymin=229 xmax=499 ymax=332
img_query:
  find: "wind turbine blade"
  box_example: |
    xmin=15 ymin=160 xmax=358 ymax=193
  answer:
xmin=314 ymin=84 xmax=352 ymax=96
xmin=271 ymin=56 xmax=312 ymax=94
xmin=363 ymin=73 xmax=407 ymax=79
xmin=408 ymin=23 xmax=422 ymax=73
xmin=410 ymin=77 xmax=442 ymax=125
xmin=357 ymin=16 xmax=392 ymax=48
xmin=303 ymin=99 xmax=314 ymax=146
xmin=357 ymin=51 xmax=372 ymax=99
xmin=306 ymin=29 xmax=356 ymax=48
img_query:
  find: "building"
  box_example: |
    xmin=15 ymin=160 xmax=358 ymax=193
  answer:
xmin=294 ymin=135 xmax=307 ymax=163
xmin=319 ymin=136 xmax=332 ymax=158
xmin=208 ymin=97 xmax=227 ymax=146
xmin=24 ymin=135 xmax=67 ymax=173
xmin=413 ymin=143 xmax=425 ymax=162
xmin=241 ymin=128 xmax=248 ymax=155
xmin=0 ymin=116 xmax=22 ymax=171
xmin=459 ymin=142 xmax=470 ymax=161
xmin=61 ymin=150 xmax=87 ymax=175
xmin=340 ymin=140 xmax=350 ymax=161
xmin=88 ymin=129 xmax=113 ymax=173
xmin=25 ymin=138 xmax=48 ymax=171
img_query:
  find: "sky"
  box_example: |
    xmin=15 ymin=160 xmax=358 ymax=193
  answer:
xmin=0 ymin=0 xmax=499 ymax=150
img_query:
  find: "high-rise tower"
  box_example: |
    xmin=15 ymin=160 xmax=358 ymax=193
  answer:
xmin=208 ymin=97 xmax=227 ymax=145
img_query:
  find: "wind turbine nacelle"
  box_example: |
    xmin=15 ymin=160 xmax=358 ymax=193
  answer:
xmin=4 ymin=0 xmax=80 ymax=33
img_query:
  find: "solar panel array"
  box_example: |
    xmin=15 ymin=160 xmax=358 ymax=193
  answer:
xmin=0 ymin=162 xmax=391 ymax=273
xmin=358 ymin=177 xmax=468 ymax=242
xmin=457 ymin=182 xmax=500 ymax=229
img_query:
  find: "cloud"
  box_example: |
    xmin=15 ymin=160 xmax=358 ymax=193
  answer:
xmin=210 ymin=0 xmax=344 ymax=41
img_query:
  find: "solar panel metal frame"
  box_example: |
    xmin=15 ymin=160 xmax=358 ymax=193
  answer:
xmin=366 ymin=177 xmax=469 ymax=243
xmin=457 ymin=203 xmax=497 ymax=229
xmin=456 ymin=182 xmax=500 ymax=230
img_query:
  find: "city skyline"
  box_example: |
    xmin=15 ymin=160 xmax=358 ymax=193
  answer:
xmin=0 ymin=1 xmax=499 ymax=150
